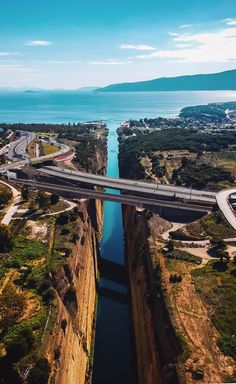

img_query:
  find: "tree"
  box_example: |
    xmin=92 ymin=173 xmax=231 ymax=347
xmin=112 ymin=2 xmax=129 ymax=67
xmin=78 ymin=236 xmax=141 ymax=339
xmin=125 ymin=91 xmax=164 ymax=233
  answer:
xmin=181 ymin=156 xmax=189 ymax=168
xmin=36 ymin=191 xmax=50 ymax=210
xmin=42 ymin=288 xmax=55 ymax=303
xmin=210 ymin=238 xmax=227 ymax=251
xmin=0 ymin=284 xmax=26 ymax=332
xmin=5 ymin=336 xmax=28 ymax=362
xmin=28 ymin=358 xmax=51 ymax=384
xmin=21 ymin=185 xmax=29 ymax=201
xmin=50 ymin=193 xmax=59 ymax=205
xmin=172 ymin=169 xmax=179 ymax=182
xmin=216 ymin=249 xmax=230 ymax=264
xmin=57 ymin=212 xmax=70 ymax=225
xmin=167 ymin=240 xmax=175 ymax=253
xmin=5 ymin=327 xmax=34 ymax=363
xmin=0 ymin=188 xmax=12 ymax=206
xmin=0 ymin=224 xmax=13 ymax=252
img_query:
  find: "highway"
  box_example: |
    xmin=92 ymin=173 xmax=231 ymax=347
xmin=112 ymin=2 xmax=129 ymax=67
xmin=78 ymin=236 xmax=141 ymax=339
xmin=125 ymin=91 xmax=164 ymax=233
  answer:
xmin=216 ymin=189 xmax=236 ymax=231
xmin=2 ymin=132 xmax=236 ymax=230
xmin=4 ymin=131 xmax=35 ymax=160
xmin=0 ymin=140 xmax=71 ymax=173
xmin=39 ymin=166 xmax=217 ymax=205
xmin=15 ymin=179 xmax=211 ymax=212
xmin=13 ymin=132 xmax=35 ymax=159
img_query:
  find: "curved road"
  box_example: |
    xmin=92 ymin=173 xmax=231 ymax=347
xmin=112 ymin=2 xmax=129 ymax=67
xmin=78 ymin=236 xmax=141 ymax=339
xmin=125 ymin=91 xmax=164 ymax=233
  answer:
xmin=216 ymin=189 xmax=236 ymax=231
xmin=0 ymin=137 xmax=71 ymax=173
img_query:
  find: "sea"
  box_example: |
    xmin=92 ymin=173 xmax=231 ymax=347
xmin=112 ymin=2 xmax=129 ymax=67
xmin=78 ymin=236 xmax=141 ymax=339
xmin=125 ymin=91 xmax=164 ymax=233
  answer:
xmin=1 ymin=90 xmax=236 ymax=384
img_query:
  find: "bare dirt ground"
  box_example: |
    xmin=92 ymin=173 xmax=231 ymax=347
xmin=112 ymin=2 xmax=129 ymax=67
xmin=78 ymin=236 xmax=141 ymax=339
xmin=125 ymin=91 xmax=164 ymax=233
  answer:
xmin=26 ymin=220 xmax=49 ymax=241
xmin=158 ymin=251 xmax=235 ymax=383
xmin=0 ymin=270 xmax=17 ymax=294
xmin=19 ymin=290 xmax=41 ymax=322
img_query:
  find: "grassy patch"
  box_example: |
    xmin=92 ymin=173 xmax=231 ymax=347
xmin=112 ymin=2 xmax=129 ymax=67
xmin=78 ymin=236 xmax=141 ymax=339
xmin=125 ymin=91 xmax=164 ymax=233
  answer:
xmin=192 ymin=261 xmax=236 ymax=358
xmin=173 ymin=211 xmax=236 ymax=240
xmin=166 ymin=249 xmax=202 ymax=265
xmin=3 ymin=232 xmax=48 ymax=268
xmin=203 ymin=151 xmax=236 ymax=178
xmin=176 ymin=331 xmax=191 ymax=363
xmin=42 ymin=143 xmax=59 ymax=156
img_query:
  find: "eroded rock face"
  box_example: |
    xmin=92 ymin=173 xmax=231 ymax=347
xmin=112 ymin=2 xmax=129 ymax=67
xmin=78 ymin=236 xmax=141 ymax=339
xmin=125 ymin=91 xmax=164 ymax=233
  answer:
xmin=45 ymin=199 xmax=103 ymax=384
xmin=44 ymin=145 xmax=106 ymax=384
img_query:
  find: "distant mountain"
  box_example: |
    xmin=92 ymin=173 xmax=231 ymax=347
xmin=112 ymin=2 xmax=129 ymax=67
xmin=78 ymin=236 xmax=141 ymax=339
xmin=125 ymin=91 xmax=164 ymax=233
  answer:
xmin=77 ymin=86 xmax=99 ymax=92
xmin=97 ymin=69 xmax=236 ymax=92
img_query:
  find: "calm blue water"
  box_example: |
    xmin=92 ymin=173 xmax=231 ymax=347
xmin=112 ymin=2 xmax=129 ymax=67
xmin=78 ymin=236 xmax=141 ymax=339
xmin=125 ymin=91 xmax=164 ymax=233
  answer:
xmin=1 ymin=90 xmax=236 ymax=384
xmin=1 ymin=90 xmax=236 ymax=123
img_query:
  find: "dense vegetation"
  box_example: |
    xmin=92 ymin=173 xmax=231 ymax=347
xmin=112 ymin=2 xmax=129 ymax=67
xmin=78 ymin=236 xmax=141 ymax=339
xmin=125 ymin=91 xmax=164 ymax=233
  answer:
xmin=180 ymin=102 xmax=236 ymax=121
xmin=0 ymin=184 xmax=12 ymax=206
xmin=120 ymin=128 xmax=236 ymax=154
xmin=75 ymin=133 xmax=107 ymax=171
xmin=118 ymin=127 xmax=236 ymax=183
xmin=173 ymin=159 xmax=234 ymax=189
xmin=0 ymin=122 xmax=106 ymax=135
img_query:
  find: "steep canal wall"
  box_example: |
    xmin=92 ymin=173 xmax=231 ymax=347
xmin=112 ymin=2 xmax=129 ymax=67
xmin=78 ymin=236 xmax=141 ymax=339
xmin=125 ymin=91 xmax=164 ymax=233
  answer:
xmin=45 ymin=148 xmax=106 ymax=384
xmin=122 ymin=205 xmax=183 ymax=384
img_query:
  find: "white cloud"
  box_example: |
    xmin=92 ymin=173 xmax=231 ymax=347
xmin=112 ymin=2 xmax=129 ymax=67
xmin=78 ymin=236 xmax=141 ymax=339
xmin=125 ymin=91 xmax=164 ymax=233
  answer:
xmin=48 ymin=60 xmax=80 ymax=64
xmin=25 ymin=40 xmax=52 ymax=46
xmin=120 ymin=44 xmax=156 ymax=51
xmin=176 ymin=44 xmax=191 ymax=48
xmin=178 ymin=24 xmax=193 ymax=28
xmin=0 ymin=63 xmax=36 ymax=73
xmin=89 ymin=59 xmax=132 ymax=65
xmin=135 ymin=26 xmax=236 ymax=62
xmin=224 ymin=18 xmax=236 ymax=26
xmin=0 ymin=52 xmax=11 ymax=56
xmin=168 ymin=32 xmax=179 ymax=37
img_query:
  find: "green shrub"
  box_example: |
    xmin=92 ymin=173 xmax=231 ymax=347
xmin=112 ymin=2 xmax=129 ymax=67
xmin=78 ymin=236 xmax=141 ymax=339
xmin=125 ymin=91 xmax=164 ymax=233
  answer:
xmin=0 ymin=224 xmax=14 ymax=252
xmin=28 ymin=358 xmax=51 ymax=384
xmin=42 ymin=288 xmax=56 ymax=303
xmin=61 ymin=227 xmax=70 ymax=235
xmin=6 ymin=336 xmax=28 ymax=362
xmin=218 ymin=334 xmax=236 ymax=359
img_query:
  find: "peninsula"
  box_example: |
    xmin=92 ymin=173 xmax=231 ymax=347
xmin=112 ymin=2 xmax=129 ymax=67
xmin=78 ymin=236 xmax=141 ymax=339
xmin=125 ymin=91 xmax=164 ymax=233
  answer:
xmin=97 ymin=69 xmax=236 ymax=92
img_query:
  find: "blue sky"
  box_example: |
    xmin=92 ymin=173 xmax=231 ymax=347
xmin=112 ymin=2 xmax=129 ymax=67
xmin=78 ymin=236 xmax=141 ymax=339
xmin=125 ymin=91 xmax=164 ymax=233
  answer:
xmin=0 ymin=0 xmax=236 ymax=89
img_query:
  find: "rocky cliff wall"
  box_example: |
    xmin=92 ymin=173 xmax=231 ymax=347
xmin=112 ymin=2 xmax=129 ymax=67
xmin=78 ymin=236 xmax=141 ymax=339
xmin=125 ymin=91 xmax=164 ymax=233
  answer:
xmin=44 ymin=143 xmax=106 ymax=384
xmin=123 ymin=206 xmax=182 ymax=384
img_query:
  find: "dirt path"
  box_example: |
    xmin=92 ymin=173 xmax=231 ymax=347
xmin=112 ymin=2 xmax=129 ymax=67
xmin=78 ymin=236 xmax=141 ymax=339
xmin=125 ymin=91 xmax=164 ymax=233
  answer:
xmin=41 ymin=199 xmax=77 ymax=218
xmin=161 ymin=222 xmax=186 ymax=240
xmin=0 ymin=180 xmax=21 ymax=225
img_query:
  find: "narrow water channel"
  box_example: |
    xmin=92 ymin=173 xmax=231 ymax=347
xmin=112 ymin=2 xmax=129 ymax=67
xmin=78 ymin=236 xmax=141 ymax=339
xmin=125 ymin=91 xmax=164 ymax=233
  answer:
xmin=92 ymin=122 xmax=134 ymax=384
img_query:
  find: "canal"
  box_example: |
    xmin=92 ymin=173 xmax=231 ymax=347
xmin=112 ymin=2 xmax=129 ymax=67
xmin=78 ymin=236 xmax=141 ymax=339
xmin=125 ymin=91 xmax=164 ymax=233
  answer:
xmin=92 ymin=121 xmax=134 ymax=384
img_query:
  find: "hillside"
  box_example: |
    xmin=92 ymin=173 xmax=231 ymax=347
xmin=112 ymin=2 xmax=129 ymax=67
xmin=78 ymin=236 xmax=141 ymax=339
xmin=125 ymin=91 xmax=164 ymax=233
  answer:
xmin=97 ymin=69 xmax=236 ymax=92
